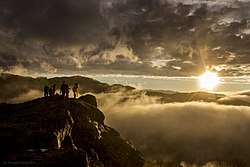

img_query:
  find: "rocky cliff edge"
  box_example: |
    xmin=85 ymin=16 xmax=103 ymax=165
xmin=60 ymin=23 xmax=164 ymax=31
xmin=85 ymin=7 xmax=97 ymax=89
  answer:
xmin=0 ymin=95 xmax=144 ymax=167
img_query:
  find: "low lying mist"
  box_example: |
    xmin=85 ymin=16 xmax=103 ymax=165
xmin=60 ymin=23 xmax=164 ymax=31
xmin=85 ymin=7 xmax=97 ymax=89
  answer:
xmin=1 ymin=90 xmax=43 ymax=104
xmin=96 ymin=91 xmax=250 ymax=163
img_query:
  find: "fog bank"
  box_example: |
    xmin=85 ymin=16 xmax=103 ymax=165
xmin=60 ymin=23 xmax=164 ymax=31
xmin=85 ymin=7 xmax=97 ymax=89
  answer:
xmin=96 ymin=92 xmax=250 ymax=163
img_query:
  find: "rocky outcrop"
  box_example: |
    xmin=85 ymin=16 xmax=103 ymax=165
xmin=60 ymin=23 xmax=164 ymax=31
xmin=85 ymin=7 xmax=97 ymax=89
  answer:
xmin=0 ymin=95 xmax=144 ymax=166
xmin=78 ymin=94 xmax=98 ymax=107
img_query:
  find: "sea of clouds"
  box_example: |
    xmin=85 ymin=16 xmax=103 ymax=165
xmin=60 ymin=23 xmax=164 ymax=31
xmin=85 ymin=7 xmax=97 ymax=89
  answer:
xmin=96 ymin=91 xmax=250 ymax=164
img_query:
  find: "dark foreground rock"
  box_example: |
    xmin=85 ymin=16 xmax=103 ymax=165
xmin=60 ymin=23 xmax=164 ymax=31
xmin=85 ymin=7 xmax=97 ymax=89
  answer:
xmin=0 ymin=95 xmax=144 ymax=167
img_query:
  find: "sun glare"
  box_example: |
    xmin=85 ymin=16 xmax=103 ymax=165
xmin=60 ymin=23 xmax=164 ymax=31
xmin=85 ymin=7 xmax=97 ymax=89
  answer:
xmin=199 ymin=71 xmax=220 ymax=91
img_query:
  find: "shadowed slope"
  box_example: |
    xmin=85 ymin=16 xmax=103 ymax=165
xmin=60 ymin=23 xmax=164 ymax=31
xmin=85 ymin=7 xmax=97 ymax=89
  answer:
xmin=0 ymin=95 xmax=144 ymax=167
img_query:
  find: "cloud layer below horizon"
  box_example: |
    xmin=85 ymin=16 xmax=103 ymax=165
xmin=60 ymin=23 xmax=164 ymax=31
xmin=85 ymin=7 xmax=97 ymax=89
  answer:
xmin=96 ymin=91 xmax=250 ymax=163
xmin=0 ymin=0 xmax=250 ymax=77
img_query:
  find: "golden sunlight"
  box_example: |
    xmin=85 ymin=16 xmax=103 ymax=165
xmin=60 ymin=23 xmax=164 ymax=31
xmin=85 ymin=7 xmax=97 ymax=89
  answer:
xmin=199 ymin=71 xmax=220 ymax=91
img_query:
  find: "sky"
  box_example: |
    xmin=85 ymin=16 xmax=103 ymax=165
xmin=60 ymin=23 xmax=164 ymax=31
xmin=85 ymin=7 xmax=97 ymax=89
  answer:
xmin=89 ymin=74 xmax=250 ymax=93
xmin=0 ymin=0 xmax=250 ymax=79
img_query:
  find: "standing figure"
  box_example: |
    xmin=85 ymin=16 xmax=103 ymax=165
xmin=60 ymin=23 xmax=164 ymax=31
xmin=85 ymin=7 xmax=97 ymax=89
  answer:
xmin=52 ymin=84 xmax=56 ymax=95
xmin=73 ymin=83 xmax=79 ymax=98
xmin=44 ymin=84 xmax=49 ymax=97
xmin=49 ymin=87 xmax=53 ymax=96
xmin=60 ymin=81 xmax=67 ymax=98
xmin=66 ymin=84 xmax=70 ymax=98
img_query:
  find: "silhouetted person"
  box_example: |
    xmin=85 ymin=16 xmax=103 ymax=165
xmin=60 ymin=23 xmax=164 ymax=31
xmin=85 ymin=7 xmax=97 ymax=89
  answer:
xmin=73 ymin=83 xmax=79 ymax=98
xmin=66 ymin=84 xmax=70 ymax=98
xmin=60 ymin=81 xmax=67 ymax=98
xmin=52 ymin=84 xmax=56 ymax=95
xmin=49 ymin=87 xmax=53 ymax=96
xmin=44 ymin=84 xmax=49 ymax=97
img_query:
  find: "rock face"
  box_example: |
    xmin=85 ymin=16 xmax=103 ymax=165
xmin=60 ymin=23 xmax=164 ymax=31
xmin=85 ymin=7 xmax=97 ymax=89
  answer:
xmin=0 ymin=95 xmax=144 ymax=167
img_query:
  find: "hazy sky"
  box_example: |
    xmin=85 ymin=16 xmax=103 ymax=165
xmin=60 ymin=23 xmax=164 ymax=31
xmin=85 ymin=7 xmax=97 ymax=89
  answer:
xmin=89 ymin=74 xmax=250 ymax=93
xmin=0 ymin=0 xmax=250 ymax=77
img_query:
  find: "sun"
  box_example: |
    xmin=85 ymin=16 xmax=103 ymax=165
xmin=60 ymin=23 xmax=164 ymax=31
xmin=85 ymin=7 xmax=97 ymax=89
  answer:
xmin=199 ymin=71 xmax=220 ymax=91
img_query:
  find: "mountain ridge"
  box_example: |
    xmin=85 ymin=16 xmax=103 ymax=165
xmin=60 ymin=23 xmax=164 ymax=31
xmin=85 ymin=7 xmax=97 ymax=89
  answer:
xmin=1 ymin=73 xmax=250 ymax=107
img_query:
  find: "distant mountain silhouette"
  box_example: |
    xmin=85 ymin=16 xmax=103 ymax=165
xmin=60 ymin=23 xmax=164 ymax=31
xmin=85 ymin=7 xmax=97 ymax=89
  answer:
xmin=0 ymin=73 xmax=111 ymax=101
xmin=104 ymin=84 xmax=135 ymax=93
xmin=49 ymin=76 xmax=110 ymax=94
xmin=0 ymin=74 xmax=137 ymax=102
xmin=0 ymin=73 xmax=47 ymax=101
xmin=1 ymin=73 xmax=249 ymax=106
xmin=217 ymin=97 xmax=250 ymax=106
xmin=146 ymin=90 xmax=225 ymax=103
xmin=145 ymin=90 xmax=250 ymax=106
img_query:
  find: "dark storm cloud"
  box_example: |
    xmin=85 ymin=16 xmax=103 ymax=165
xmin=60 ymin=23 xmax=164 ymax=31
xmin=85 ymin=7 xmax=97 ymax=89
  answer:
xmin=0 ymin=0 xmax=250 ymax=76
xmin=0 ymin=0 xmax=106 ymax=42
xmin=100 ymin=0 xmax=250 ymax=76
xmin=0 ymin=0 xmax=118 ymax=74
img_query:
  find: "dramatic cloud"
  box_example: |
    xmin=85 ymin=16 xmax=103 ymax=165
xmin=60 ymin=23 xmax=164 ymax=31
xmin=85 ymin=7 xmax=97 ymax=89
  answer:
xmin=40 ymin=62 xmax=57 ymax=73
xmin=0 ymin=0 xmax=250 ymax=76
xmin=0 ymin=64 xmax=35 ymax=76
xmin=96 ymin=91 xmax=250 ymax=163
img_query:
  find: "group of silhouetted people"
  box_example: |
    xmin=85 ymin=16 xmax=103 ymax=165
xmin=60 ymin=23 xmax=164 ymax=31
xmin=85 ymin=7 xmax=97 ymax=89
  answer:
xmin=60 ymin=81 xmax=70 ymax=98
xmin=44 ymin=84 xmax=56 ymax=97
xmin=44 ymin=81 xmax=79 ymax=99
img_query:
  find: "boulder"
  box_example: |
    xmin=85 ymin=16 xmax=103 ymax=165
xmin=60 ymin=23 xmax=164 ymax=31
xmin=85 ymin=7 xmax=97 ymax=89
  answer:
xmin=78 ymin=94 xmax=98 ymax=107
